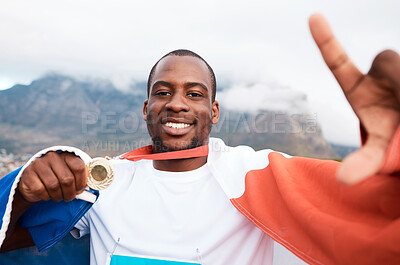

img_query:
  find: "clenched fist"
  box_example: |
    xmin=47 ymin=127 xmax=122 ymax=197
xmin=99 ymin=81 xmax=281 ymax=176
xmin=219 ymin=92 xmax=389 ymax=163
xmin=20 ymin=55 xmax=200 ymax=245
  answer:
xmin=18 ymin=151 xmax=88 ymax=203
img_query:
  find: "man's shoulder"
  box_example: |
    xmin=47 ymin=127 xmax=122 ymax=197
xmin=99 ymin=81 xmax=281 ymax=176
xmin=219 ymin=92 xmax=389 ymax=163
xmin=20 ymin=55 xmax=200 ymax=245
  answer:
xmin=109 ymin=155 xmax=148 ymax=177
xmin=209 ymin=137 xmax=280 ymax=161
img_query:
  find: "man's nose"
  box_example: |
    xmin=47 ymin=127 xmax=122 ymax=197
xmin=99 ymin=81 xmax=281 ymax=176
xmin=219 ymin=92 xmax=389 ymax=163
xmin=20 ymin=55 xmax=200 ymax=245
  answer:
xmin=165 ymin=93 xmax=190 ymax=112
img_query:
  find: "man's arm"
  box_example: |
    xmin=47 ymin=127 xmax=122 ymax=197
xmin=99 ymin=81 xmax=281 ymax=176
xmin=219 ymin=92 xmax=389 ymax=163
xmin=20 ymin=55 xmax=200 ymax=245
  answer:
xmin=0 ymin=189 xmax=35 ymax=252
xmin=0 ymin=152 xmax=88 ymax=252
xmin=309 ymin=14 xmax=400 ymax=184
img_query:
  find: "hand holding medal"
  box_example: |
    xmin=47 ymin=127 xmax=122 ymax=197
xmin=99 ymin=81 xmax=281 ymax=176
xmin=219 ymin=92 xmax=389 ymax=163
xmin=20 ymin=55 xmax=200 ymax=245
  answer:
xmin=18 ymin=146 xmax=115 ymax=205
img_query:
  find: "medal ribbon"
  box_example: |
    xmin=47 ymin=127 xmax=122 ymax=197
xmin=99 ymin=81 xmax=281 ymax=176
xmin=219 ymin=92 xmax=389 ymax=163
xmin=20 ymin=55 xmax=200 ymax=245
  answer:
xmin=120 ymin=145 xmax=209 ymax=161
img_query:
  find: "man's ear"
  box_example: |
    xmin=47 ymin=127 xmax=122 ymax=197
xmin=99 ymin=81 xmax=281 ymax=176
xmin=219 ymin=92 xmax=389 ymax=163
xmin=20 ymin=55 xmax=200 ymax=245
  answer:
xmin=212 ymin=101 xmax=220 ymax=124
xmin=143 ymin=99 xmax=148 ymax=121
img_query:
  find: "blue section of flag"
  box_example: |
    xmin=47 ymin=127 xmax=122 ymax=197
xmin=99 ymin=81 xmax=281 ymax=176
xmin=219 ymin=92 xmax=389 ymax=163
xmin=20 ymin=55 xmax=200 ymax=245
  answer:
xmin=0 ymin=167 xmax=22 ymax=232
xmin=0 ymin=166 xmax=98 ymax=252
xmin=110 ymin=255 xmax=201 ymax=265
xmin=20 ymin=194 xmax=96 ymax=252
xmin=0 ymin=233 xmax=90 ymax=265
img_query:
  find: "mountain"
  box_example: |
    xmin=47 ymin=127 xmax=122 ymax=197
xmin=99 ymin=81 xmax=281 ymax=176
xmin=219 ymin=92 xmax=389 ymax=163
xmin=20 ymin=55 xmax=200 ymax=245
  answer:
xmin=0 ymin=74 xmax=340 ymax=158
xmin=211 ymin=111 xmax=338 ymax=158
xmin=330 ymin=143 xmax=358 ymax=160
xmin=0 ymin=74 xmax=148 ymax=155
xmin=0 ymin=74 xmax=146 ymax=129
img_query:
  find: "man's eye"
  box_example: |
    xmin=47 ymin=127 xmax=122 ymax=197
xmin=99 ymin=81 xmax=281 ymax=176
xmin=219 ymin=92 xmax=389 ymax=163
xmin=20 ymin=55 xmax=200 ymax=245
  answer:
xmin=155 ymin=91 xmax=171 ymax=96
xmin=187 ymin=92 xmax=202 ymax=98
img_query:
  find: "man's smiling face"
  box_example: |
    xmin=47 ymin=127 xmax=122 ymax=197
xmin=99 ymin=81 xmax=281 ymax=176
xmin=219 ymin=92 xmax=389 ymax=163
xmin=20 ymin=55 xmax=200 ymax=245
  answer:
xmin=143 ymin=55 xmax=220 ymax=153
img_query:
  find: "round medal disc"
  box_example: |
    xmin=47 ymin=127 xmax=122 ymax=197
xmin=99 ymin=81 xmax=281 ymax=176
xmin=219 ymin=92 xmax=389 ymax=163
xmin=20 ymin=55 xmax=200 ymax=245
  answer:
xmin=87 ymin=157 xmax=114 ymax=190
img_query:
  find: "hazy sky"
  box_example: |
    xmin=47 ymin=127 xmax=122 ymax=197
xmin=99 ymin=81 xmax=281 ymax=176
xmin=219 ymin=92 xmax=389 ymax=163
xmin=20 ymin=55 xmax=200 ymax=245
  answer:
xmin=1 ymin=0 xmax=399 ymax=146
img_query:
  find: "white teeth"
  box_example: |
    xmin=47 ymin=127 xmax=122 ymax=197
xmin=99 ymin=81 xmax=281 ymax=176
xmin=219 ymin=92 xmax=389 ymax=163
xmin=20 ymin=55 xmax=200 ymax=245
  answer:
xmin=165 ymin=122 xmax=191 ymax=129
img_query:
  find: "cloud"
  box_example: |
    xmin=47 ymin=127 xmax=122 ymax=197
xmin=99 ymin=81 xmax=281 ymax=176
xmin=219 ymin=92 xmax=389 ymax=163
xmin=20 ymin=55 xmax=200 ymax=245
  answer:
xmin=218 ymin=82 xmax=360 ymax=146
xmin=0 ymin=76 xmax=16 ymax=90
xmin=218 ymin=82 xmax=308 ymax=113
xmin=0 ymin=0 xmax=398 ymax=146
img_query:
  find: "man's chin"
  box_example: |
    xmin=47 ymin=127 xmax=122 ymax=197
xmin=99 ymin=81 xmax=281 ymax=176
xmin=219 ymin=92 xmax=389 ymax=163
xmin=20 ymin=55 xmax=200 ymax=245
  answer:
xmin=151 ymin=136 xmax=205 ymax=153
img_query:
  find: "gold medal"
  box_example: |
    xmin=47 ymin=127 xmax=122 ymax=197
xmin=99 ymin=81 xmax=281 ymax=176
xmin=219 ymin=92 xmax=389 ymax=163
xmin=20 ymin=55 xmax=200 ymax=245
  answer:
xmin=87 ymin=157 xmax=114 ymax=190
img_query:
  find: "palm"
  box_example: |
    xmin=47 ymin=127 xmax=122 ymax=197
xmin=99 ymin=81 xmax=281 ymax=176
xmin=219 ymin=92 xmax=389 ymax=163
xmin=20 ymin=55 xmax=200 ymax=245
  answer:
xmin=309 ymin=14 xmax=400 ymax=184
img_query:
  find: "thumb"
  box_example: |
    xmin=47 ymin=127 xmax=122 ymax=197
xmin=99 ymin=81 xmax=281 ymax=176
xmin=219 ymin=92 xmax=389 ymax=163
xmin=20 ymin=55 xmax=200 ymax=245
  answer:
xmin=337 ymin=137 xmax=387 ymax=185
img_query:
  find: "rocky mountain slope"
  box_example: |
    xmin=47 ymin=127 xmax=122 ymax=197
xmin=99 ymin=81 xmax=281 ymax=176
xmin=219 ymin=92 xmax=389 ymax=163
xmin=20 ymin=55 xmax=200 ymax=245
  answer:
xmin=0 ymin=74 xmax=341 ymax=158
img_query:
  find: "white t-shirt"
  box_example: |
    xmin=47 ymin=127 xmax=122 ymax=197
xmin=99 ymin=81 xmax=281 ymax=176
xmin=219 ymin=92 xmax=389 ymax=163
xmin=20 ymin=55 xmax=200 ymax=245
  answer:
xmin=74 ymin=158 xmax=273 ymax=265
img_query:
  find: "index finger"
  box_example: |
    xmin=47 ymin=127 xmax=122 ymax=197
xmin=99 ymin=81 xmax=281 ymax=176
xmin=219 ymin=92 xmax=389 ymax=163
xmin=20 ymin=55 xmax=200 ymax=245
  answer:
xmin=62 ymin=153 xmax=88 ymax=192
xmin=309 ymin=13 xmax=363 ymax=95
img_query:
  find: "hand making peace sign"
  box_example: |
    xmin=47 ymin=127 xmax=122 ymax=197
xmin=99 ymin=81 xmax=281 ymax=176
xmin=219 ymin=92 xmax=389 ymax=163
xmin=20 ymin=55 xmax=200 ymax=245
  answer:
xmin=309 ymin=14 xmax=400 ymax=185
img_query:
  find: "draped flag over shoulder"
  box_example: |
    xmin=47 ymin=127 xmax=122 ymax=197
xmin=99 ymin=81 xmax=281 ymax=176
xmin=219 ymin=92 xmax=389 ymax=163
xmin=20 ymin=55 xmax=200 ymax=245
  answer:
xmin=1 ymin=125 xmax=400 ymax=265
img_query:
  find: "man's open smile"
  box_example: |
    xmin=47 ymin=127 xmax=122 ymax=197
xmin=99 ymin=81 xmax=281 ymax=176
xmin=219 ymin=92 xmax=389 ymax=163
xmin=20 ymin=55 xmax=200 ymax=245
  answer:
xmin=162 ymin=121 xmax=194 ymax=136
xmin=165 ymin=122 xmax=191 ymax=129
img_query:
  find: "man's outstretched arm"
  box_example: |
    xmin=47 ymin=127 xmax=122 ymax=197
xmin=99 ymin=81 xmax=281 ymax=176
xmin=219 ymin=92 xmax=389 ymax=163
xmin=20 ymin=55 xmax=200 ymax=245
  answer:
xmin=0 ymin=189 xmax=35 ymax=252
xmin=309 ymin=14 xmax=400 ymax=184
xmin=0 ymin=152 xmax=88 ymax=252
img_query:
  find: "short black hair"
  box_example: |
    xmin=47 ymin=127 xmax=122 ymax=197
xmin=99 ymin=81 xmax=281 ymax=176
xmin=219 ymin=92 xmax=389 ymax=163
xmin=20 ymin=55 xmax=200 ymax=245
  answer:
xmin=147 ymin=49 xmax=217 ymax=102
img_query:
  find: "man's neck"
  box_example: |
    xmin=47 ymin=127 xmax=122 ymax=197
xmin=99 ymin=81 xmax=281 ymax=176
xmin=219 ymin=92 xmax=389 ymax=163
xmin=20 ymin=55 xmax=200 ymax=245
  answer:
xmin=153 ymin=156 xmax=208 ymax=172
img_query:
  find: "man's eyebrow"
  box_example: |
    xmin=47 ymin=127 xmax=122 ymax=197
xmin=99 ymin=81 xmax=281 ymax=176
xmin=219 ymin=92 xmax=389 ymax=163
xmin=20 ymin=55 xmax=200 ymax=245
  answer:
xmin=151 ymin=81 xmax=173 ymax=91
xmin=185 ymin=82 xmax=208 ymax=92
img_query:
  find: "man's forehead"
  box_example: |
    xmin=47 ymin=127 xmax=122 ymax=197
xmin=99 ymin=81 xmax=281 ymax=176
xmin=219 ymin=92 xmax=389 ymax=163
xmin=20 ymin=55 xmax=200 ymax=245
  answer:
xmin=152 ymin=55 xmax=212 ymax=86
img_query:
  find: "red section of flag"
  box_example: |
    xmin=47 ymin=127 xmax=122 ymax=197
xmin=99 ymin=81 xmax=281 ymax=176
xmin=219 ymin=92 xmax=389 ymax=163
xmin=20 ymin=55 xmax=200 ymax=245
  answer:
xmin=231 ymin=152 xmax=400 ymax=265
